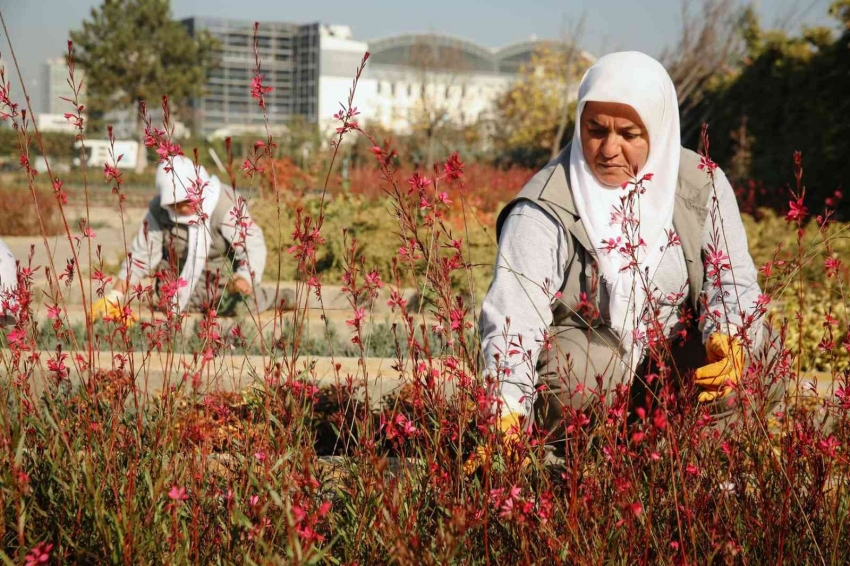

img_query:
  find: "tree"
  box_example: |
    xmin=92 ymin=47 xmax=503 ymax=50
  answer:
xmin=661 ymin=0 xmax=750 ymax=141
xmin=70 ymin=0 xmax=219 ymax=169
xmin=548 ymin=17 xmax=588 ymax=161
xmin=405 ymin=37 xmax=472 ymax=167
xmin=492 ymin=43 xmax=591 ymax=168
xmin=696 ymin=1 xmax=850 ymax=215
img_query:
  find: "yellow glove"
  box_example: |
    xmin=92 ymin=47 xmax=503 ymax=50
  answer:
xmin=463 ymin=412 xmax=528 ymax=475
xmin=694 ymin=333 xmax=744 ymax=403
xmin=90 ymin=290 xmax=138 ymax=328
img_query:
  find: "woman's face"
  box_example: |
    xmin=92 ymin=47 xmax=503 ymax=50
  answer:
xmin=580 ymin=101 xmax=650 ymax=187
xmin=167 ymin=201 xmax=196 ymax=216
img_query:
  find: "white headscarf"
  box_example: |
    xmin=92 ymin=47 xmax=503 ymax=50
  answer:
xmin=156 ymin=156 xmax=222 ymax=311
xmin=569 ymin=51 xmax=680 ymax=365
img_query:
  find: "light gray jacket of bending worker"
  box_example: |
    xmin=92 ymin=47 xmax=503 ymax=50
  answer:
xmin=479 ymin=144 xmax=762 ymax=414
xmin=120 ymin=184 xmax=267 ymax=308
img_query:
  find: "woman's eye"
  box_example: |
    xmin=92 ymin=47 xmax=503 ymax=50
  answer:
xmin=623 ymin=132 xmax=641 ymax=140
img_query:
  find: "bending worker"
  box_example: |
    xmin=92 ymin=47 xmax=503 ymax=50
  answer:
xmin=477 ymin=51 xmax=780 ymax=458
xmin=92 ymin=155 xmax=276 ymax=321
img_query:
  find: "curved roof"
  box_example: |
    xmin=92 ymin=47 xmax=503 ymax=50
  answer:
xmin=367 ymin=32 xmax=592 ymax=75
xmin=495 ymin=39 xmax=595 ymax=73
xmin=368 ymin=32 xmax=498 ymax=73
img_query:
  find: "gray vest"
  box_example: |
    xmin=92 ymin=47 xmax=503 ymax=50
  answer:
xmin=149 ymin=185 xmax=242 ymax=276
xmin=495 ymin=144 xmax=712 ymax=332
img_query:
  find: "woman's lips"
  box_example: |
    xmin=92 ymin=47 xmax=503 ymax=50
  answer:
xmin=597 ymin=163 xmax=624 ymax=170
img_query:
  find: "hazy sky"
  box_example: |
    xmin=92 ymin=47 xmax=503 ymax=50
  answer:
xmin=0 ymin=0 xmax=835 ymax=113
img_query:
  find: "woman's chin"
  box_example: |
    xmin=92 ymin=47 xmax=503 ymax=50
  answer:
xmin=592 ymin=169 xmax=628 ymax=188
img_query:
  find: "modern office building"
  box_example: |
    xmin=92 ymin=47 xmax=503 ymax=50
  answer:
xmin=181 ymin=17 xmax=320 ymax=137
xmin=182 ymin=17 xmax=588 ymax=137
xmin=43 ymin=57 xmax=84 ymax=116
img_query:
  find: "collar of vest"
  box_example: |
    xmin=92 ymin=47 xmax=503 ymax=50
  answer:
xmin=500 ymin=143 xmax=712 ymax=237
xmin=497 ymin=143 xmax=713 ymax=312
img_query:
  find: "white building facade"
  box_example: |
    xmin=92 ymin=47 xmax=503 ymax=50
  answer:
xmin=317 ymin=30 xmax=576 ymax=135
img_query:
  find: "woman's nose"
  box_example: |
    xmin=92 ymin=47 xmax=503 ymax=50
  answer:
xmin=600 ymin=134 xmax=620 ymax=158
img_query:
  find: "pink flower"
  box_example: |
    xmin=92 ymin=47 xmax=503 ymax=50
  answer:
xmin=444 ymin=152 xmax=464 ymax=181
xmin=103 ymin=162 xmax=121 ymax=182
xmin=665 ymin=229 xmax=681 ymax=248
xmin=601 ymin=237 xmax=622 ymax=254
xmin=47 ymin=304 xmax=62 ymax=320
xmin=407 ymin=171 xmax=432 ymax=193
xmin=7 ymin=328 xmax=27 ymax=348
xmin=346 ymin=307 xmax=365 ymax=329
xmin=24 ymin=542 xmax=53 ymax=566
xmin=64 ymin=111 xmax=83 ymax=129
xmin=387 ymin=290 xmax=406 ymax=311
xmin=168 ymin=485 xmax=188 ymax=502
xmin=825 ymin=256 xmax=842 ymax=278
xmin=156 ymin=140 xmax=182 ymax=161
xmin=250 ymin=74 xmax=274 ymax=108
xmin=786 ymin=198 xmax=808 ymax=223
xmin=704 ymin=245 xmax=731 ymax=280
xmin=698 ymin=155 xmax=717 ymax=172
xmin=818 ymin=435 xmax=840 ymax=457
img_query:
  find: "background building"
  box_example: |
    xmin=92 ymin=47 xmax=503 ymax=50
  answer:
xmin=182 ymin=17 xmax=320 ymax=138
xmin=182 ymin=18 xmax=586 ymax=138
xmin=37 ymin=57 xmax=85 ymax=133
xmin=43 ymin=57 xmax=84 ymax=116
xmin=321 ymin=31 xmax=589 ymax=135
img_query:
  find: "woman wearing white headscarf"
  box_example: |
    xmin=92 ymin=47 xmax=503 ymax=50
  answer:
xmin=477 ymin=52 xmax=775 ymax=450
xmin=91 ymin=156 xmax=279 ymax=322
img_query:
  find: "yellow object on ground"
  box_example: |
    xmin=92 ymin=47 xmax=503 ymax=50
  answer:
xmin=694 ymin=333 xmax=745 ymax=403
xmin=463 ymin=411 xmax=528 ymax=475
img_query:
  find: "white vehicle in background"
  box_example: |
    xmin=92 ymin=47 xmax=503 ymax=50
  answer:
xmin=74 ymin=139 xmax=139 ymax=170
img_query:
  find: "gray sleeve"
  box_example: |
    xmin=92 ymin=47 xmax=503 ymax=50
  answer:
xmin=479 ymin=201 xmax=568 ymax=415
xmin=219 ymin=195 xmax=267 ymax=286
xmin=119 ymin=211 xmax=163 ymax=285
xmin=0 ymin=239 xmax=16 ymax=294
xmin=0 ymin=239 xmax=17 ymax=322
xmin=700 ymin=169 xmax=763 ymax=344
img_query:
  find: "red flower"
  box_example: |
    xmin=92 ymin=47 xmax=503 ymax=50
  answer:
xmin=825 ymin=256 xmax=842 ymax=278
xmin=168 ymin=485 xmax=189 ymax=502
xmin=346 ymin=307 xmax=365 ymax=330
xmin=785 ymin=198 xmax=808 ymax=223
xmin=24 ymin=542 xmax=53 ymax=566
xmin=250 ymin=74 xmax=274 ymax=109
xmin=444 ymin=152 xmax=464 ymax=181
xmin=103 ymin=162 xmax=121 ymax=182
xmin=697 ymin=155 xmax=717 ymax=172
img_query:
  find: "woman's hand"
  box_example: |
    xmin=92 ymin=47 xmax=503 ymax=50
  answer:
xmin=463 ymin=412 xmax=529 ymax=475
xmin=226 ymin=276 xmax=252 ymax=296
xmin=694 ymin=333 xmax=744 ymax=403
xmin=90 ymin=289 xmax=138 ymax=327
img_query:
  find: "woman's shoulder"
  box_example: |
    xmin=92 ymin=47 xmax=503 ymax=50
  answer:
xmin=503 ymin=201 xmax=564 ymax=234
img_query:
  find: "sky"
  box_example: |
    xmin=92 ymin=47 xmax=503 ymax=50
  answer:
xmin=0 ymin=0 xmax=836 ymax=113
